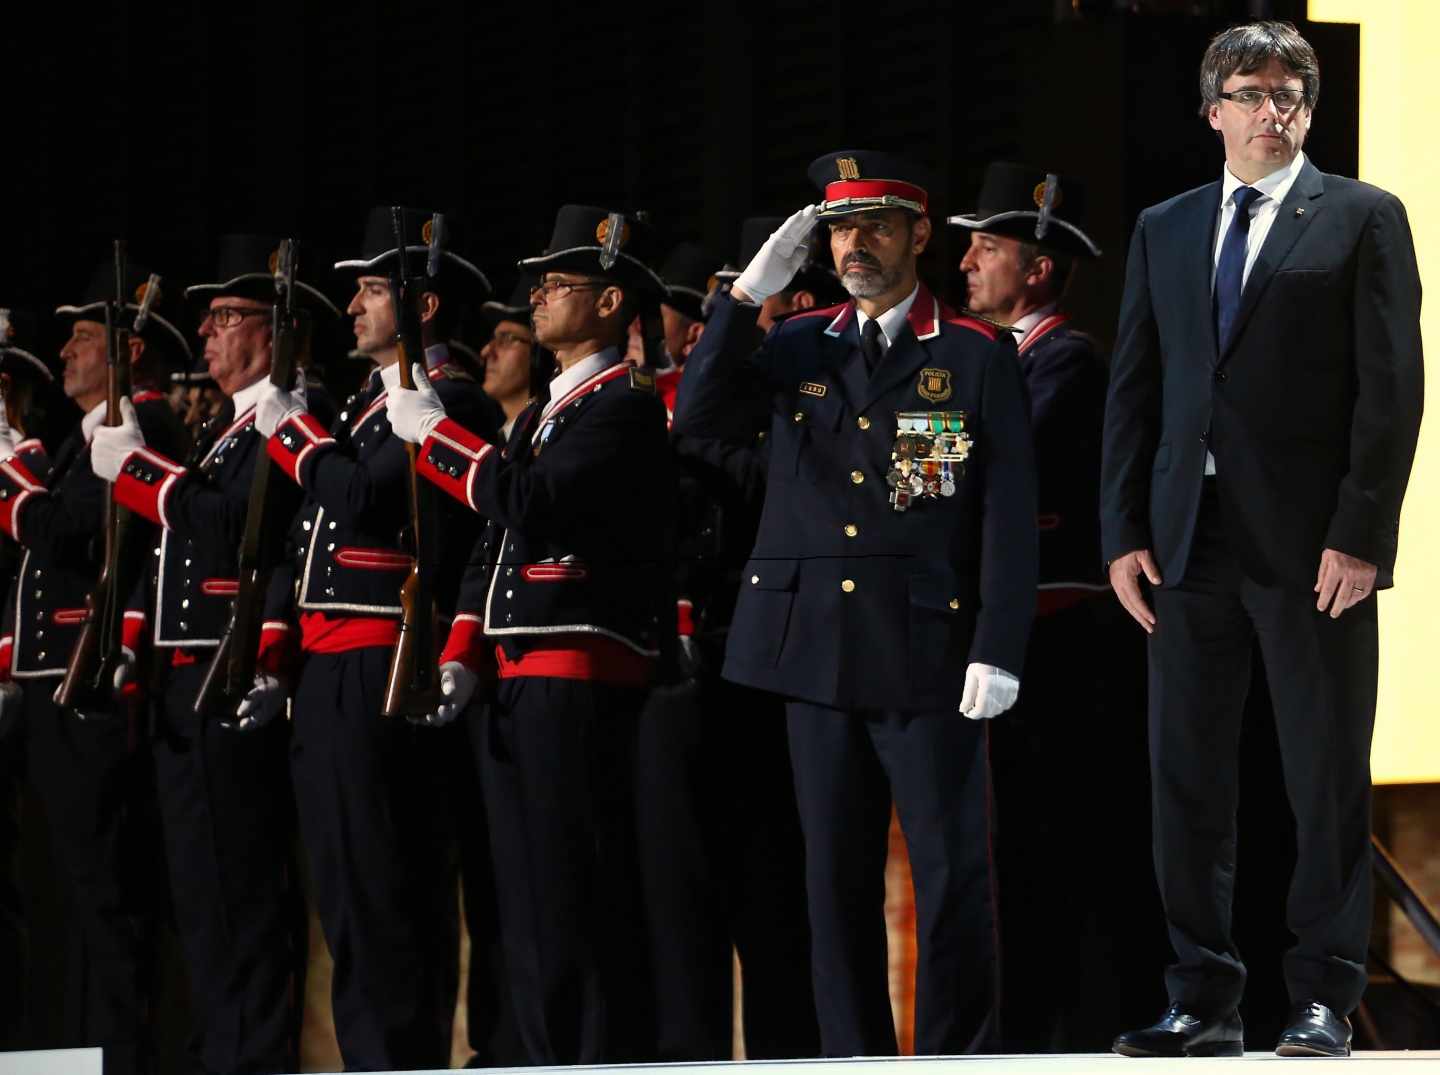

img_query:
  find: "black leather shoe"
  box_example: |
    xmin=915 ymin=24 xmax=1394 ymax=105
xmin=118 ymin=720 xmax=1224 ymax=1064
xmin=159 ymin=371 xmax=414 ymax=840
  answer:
xmin=1276 ymin=1001 xmax=1352 ymax=1057
xmin=1113 ymin=1003 xmax=1244 ymax=1057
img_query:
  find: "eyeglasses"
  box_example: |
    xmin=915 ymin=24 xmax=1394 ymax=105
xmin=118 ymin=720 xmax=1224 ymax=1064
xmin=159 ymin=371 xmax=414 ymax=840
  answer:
xmin=492 ymin=329 xmax=533 ymax=349
xmin=205 ymin=306 xmax=270 ymax=329
xmin=529 ymin=280 xmax=608 ymax=301
xmin=1217 ymin=89 xmax=1306 ymax=114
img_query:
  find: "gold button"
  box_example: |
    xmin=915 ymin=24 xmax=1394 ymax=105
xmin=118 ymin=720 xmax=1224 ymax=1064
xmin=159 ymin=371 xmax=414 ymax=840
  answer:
xmin=793 ymin=412 xmax=805 ymax=423
xmin=751 ymin=575 xmax=760 ymax=584
xmin=841 ymin=579 xmax=856 ymax=593
xmin=850 ymin=470 xmax=864 ymax=485
xmin=857 ymin=416 xmax=871 ymax=430
xmin=843 ymin=523 xmax=858 ymax=537
xmin=949 ymin=598 xmax=960 ymax=610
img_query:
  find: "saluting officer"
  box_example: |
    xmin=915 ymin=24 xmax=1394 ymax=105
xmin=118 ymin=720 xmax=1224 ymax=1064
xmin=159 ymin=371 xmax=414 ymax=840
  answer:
xmin=674 ymin=150 xmax=1038 ymax=1057
xmin=385 ymin=204 xmax=675 ymax=1065
xmin=713 ymin=216 xmax=849 ymax=333
xmin=255 ymin=207 xmax=502 ymax=1071
xmin=0 ymin=262 xmax=189 ymax=1075
xmin=86 ymin=234 xmax=341 ymax=1074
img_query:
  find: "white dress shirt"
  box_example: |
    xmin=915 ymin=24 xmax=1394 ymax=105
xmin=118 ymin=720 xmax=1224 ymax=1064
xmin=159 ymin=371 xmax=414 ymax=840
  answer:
xmin=1009 ymin=301 xmax=1060 ymax=342
xmin=540 ymin=347 xmax=621 ymax=423
xmin=1205 ymin=151 xmax=1307 ymax=475
xmin=855 ymin=284 xmax=920 ymax=353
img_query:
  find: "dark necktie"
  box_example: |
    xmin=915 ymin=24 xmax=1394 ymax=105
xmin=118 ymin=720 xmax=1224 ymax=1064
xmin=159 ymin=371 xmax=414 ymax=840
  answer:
xmin=1214 ymin=185 xmax=1263 ymax=350
xmin=861 ymin=318 xmax=885 ymax=375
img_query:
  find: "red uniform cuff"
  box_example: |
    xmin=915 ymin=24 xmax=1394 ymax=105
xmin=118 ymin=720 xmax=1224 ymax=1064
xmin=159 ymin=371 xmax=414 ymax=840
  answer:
xmin=0 ymin=634 xmax=12 ymax=681
xmin=0 ymin=455 xmax=47 ymax=541
xmin=417 ymin=417 xmax=495 ymax=512
xmin=267 ymin=411 xmax=334 ymax=486
xmin=439 ymin=613 xmax=489 ymax=671
xmin=114 ymin=447 xmax=186 ymax=527
xmin=122 ymin=610 xmax=147 ymax=654
xmin=256 ymin=621 xmax=299 ymax=679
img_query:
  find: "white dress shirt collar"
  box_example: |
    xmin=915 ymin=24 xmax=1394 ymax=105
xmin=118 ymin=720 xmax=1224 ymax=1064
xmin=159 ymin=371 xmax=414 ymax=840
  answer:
xmin=855 ymin=284 xmax=920 ymax=351
xmin=230 ymin=376 xmax=270 ymax=419
xmin=1221 ymin=150 xmax=1306 ymax=208
xmin=81 ymin=400 xmax=108 ymax=443
xmin=1009 ymin=301 xmax=1060 ymax=341
xmin=541 ymin=347 xmax=621 ymax=420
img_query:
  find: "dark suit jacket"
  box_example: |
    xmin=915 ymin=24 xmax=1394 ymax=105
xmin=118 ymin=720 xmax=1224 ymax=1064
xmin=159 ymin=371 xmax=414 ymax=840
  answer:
xmin=675 ymin=285 xmax=1037 ymax=713
xmin=1101 ymin=157 xmax=1423 ymax=590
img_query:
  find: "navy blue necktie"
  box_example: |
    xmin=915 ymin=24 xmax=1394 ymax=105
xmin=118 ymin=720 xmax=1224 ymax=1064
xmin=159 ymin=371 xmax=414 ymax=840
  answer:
xmin=861 ymin=318 xmax=885 ymax=375
xmin=1214 ymin=185 xmax=1263 ymax=350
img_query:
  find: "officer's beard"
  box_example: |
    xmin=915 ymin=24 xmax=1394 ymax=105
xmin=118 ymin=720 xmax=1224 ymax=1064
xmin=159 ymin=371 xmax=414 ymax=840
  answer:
xmin=840 ymin=253 xmax=902 ymax=299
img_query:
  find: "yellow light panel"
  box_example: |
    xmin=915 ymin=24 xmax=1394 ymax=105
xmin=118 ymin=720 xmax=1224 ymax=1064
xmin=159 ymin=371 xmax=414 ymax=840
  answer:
xmin=1310 ymin=2 xmax=1440 ymax=783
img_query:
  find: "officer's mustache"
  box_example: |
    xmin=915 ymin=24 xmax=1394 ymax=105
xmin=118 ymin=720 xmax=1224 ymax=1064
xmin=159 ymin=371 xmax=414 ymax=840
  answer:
xmin=842 ymin=253 xmax=882 ymax=273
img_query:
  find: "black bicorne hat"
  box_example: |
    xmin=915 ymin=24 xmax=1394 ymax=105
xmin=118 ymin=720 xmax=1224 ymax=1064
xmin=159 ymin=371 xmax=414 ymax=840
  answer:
xmin=56 ymin=260 xmax=194 ymax=370
xmin=659 ymin=241 xmax=723 ymax=321
xmin=715 ymin=216 xmax=848 ymax=306
xmin=0 ymin=307 xmax=54 ymax=383
xmin=480 ymin=277 xmax=534 ymax=325
xmin=184 ymin=234 xmax=342 ymax=315
xmin=335 ymin=206 xmax=493 ymax=299
xmin=807 ymin=149 xmax=934 ymax=220
xmin=519 ymin=205 xmax=666 ymax=301
xmin=947 ymin=161 xmax=1101 ymax=259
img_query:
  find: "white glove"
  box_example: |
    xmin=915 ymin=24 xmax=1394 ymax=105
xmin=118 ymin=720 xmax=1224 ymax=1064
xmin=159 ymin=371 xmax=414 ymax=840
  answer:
xmin=233 ymin=674 xmax=288 ymax=731
xmin=385 ymin=364 xmax=448 ymax=445
xmin=959 ymin=662 xmax=1020 ymax=721
xmin=733 ymin=204 xmax=820 ymax=303
xmin=113 ymin=645 xmax=137 ymax=694
xmin=0 ymin=392 xmax=23 ymax=457
xmin=90 ymin=398 xmax=145 ymax=482
xmin=253 ymin=380 xmax=307 ymax=437
xmin=413 ymin=661 xmax=477 ymax=727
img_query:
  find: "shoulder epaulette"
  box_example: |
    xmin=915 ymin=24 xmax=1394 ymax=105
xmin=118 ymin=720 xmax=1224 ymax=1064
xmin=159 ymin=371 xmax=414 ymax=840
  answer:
xmin=628 ymin=367 xmax=656 ymax=393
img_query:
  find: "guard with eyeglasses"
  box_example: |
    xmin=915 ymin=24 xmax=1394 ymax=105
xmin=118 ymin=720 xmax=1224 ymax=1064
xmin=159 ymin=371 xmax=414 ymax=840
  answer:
xmin=255 ymin=206 xmax=503 ymax=1071
xmin=673 ymin=149 xmax=1038 ymax=1057
xmin=85 ymin=234 xmax=343 ymax=1074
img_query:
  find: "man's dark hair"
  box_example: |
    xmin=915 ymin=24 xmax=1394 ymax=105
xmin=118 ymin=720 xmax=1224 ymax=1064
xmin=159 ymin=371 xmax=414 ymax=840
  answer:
xmin=1198 ymin=20 xmax=1320 ymax=118
xmin=1017 ymin=242 xmax=1075 ymax=304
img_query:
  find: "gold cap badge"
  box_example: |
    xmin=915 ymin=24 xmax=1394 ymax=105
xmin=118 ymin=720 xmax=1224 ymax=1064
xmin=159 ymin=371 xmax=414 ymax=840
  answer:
xmin=837 ymin=157 xmax=861 ymax=181
xmin=268 ymin=248 xmax=281 ymax=274
xmin=1032 ymin=180 xmax=1062 ymax=210
xmin=421 ymin=218 xmax=434 ymax=244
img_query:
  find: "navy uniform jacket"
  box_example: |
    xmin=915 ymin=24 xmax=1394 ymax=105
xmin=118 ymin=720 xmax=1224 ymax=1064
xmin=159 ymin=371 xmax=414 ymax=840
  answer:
xmin=1015 ymin=314 xmax=1107 ymax=595
xmin=267 ymin=362 xmax=500 ymax=631
xmin=0 ymin=393 xmax=186 ymax=677
xmin=674 ymin=286 xmax=1038 ymax=713
xmin=113 ymin=388 xmax=334 ymax=653
xmin=415 ymin=357 xmax=674 ymax=665
xmin=1101 ymin=159 xmax=1424 ymax=590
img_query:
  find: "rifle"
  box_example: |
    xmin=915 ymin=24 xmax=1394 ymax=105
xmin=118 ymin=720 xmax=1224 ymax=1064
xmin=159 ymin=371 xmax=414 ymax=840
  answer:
xmin=56 ymin=244 xmax=159 ymax=711
xmin=194 ymin=240 xmax=300 ymax=718
xmin=381 ymin=207 xmax=445 ymax=719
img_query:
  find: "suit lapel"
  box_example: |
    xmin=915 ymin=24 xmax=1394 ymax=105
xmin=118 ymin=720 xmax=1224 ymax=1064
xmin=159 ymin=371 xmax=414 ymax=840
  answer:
xmin=1221 ymin=159 xmax=1325 ymax=361
xmin=1176 ymin=183 xmax=1224 ymax=366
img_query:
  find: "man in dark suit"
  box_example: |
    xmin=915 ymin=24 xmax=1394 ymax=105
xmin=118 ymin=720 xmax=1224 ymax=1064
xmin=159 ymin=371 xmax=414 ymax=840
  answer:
xmin=674 ymin=150 xmax=1038 ymax=1057
xmin=1103 ymin=21 xmax=1423 ymax=1059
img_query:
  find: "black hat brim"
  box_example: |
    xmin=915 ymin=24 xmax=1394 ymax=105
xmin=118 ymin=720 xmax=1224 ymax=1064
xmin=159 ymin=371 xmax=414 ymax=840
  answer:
xmin=518 ymin=247 xmax=667 ymax=300
xmin=184 ymin=274 xmax=342 ymax=316
xmin=54 ymin=302 xmax=195 ymax=363
xmin=947 ymin=211 xmax=1101 ymax=258
xmin=334 ymin=247 xmax=492 ymax=296
xmin=0 ymin=346 xmax=54 ymax=382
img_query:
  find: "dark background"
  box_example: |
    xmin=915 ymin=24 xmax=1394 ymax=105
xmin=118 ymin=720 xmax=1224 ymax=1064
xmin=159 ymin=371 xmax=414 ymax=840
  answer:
xmin=3 ymin=0 xmax=1383 ymax=1063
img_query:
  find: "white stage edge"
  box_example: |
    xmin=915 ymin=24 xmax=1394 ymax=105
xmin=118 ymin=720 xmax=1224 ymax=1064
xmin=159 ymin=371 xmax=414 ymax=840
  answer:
xmin=0 ymin=1048 xmax=101 ymax=1075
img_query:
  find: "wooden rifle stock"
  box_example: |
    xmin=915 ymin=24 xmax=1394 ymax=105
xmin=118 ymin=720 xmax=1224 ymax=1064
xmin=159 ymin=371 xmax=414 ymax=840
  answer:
xmin=56 ymin=246 xmax=153 ymax=711
xmin=195 ymin=240 xmax=300 ymax=718
xmin=382 ymin=208 xmax=445 ymax=719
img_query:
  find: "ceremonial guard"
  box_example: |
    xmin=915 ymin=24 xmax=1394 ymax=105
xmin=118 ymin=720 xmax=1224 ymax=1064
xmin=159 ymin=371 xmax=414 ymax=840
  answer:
xmin=950 ymin=162 xmax=1156 ymax=1049
xmin=256 ymin=206 xmax=502 ymax=1071
xmin=475 ymin=279 xmax=541 ymax=439
xmin=385 ymin=204 xmax=675 ymax=1065
xmin=85 ymin=234 xmax=341 ymax=1074
xmin=0 ymin=262 xmax=188 ymax=1075
xmin=673 ymin=151 xmax=1038 ymax=1057
xmin=632 ymin=238 xmax=817 ymax=1060
xmin=0 ymin=310 xmax=56 ymax=1050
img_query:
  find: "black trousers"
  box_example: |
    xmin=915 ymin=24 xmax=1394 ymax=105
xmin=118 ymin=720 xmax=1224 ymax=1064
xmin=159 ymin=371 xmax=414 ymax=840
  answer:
xmin=635 ymin=674 xmax=817 ymax=1060
xmin=0 ymin=701 xmax=24 ymax=1050
xmin=786 ymin=700 xmax=998 ymax=1057
xmin=20 ymin=680 xmax=155 ymax=1075
xmin=152 ymin=659 xmax=301 ymax=1074
xmin=478 ymin=675 xmax=650 ymax=1066
xmin=1149 ymin=481 xmax=1377 ymax=1016
xmin=290 ymin=646 xmax=457 ymax=1072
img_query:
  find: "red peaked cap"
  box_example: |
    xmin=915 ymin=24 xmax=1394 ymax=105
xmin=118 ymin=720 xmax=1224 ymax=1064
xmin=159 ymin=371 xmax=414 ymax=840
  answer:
xmin=808 ymin=149 xmax=934 ymax=220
